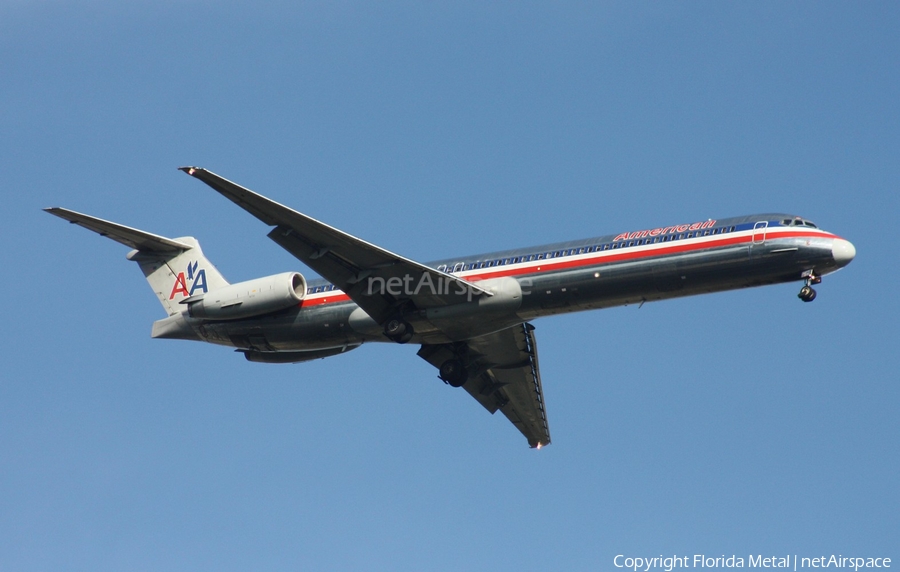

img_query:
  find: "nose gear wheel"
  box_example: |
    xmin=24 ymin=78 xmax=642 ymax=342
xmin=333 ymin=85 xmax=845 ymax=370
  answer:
xmin=798 ymin=271 xmax=821 ymax=302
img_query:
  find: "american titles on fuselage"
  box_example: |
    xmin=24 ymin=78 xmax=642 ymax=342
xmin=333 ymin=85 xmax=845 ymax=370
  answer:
xmin=613 ymin=219 xmax=716 ymax=242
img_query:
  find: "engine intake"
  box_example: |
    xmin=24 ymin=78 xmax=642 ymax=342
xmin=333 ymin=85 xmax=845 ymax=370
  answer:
xmin=186 ymin=272 xmax=306 ymax=320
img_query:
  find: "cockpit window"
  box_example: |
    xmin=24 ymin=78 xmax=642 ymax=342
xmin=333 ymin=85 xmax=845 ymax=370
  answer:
xmin=804 ymin=220 xmax=817 ymax=228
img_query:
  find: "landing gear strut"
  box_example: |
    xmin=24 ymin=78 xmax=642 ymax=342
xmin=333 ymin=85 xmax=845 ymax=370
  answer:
xmin=384 ymin=317 xmax=413 ymax=344
xmin=439 ymin=358 xmax=468 ymax=388
xmin=798 ymin=272 xmax=821 ymax=303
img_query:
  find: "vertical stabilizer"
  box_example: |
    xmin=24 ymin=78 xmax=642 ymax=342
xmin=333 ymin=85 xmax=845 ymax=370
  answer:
xmin=45 ymin=208 xmax=229 ymax=316
xmin=127 ymin=237 xmax=229 ymax=315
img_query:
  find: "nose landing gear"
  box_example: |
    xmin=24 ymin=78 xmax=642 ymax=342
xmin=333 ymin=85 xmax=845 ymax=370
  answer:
xmin=798 ymin=271 xmax=821 ymax=303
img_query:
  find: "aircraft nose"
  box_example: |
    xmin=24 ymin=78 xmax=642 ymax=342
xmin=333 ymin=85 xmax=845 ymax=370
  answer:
xmin=832 ymin=238 xmax=856 ymax=267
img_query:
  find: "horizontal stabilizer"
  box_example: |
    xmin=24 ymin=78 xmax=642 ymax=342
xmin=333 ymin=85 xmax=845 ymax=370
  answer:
xmin=44 ymin=207 xmax=192 ymax=253
xmin=46 ymin=207 xmax=229 ymax=316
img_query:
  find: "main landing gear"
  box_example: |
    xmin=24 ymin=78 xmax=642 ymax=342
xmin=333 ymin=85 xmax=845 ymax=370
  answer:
xmin=798 ymin=272 xmax=822 ymax=303
xmin=439 ymin=358 xmax=468 ymax=388
xmin=383 ymin=316 xmax=414 ymax=344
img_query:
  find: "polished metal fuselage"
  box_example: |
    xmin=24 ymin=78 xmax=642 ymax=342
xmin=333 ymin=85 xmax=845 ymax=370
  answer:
xmin=186 ymin=214 xmax=851 ymax=354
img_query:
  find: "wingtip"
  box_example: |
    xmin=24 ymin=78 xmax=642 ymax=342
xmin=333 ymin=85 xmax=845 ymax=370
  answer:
xmin=178 ymin=166 xmax=202 ymax=176
xmin=44 ymin=207 xmax=69 ymax=217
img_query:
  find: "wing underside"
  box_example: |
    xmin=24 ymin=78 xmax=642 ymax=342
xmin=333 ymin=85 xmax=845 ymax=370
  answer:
xmin=418 ymin=323 xmax=551 ymax=448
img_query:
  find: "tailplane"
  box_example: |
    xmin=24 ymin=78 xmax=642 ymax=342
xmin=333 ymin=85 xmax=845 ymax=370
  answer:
xmin=44 ymin=208 xmax=228 ymax=316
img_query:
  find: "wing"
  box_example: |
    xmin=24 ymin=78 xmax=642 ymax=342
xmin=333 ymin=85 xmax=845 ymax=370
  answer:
xmin=180 ymin=167 xmax=491 ymax=324
xmin=418 ymin=322 xmax=551 ymax=448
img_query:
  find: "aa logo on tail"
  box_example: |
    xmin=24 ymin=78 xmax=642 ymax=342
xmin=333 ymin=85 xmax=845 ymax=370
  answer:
xmin=169 ymin=261 xmax=208 ymax=299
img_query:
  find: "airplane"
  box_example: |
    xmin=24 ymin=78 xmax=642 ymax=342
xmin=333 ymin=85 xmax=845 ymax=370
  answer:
xmin=45 ymin=167 xmax=856 ymax=448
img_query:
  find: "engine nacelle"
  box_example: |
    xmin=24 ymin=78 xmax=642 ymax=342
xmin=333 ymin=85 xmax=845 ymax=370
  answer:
xmin=186 ymin=272 xmax=307 ymax=320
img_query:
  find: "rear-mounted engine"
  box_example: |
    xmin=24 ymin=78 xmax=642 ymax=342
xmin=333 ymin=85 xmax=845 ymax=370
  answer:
xmin=185 ymin=272 xmax=307 ymax=320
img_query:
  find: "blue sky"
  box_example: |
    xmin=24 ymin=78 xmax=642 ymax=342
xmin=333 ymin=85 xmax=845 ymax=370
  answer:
xmin=2 ymin=2 xmax=897 ymax=570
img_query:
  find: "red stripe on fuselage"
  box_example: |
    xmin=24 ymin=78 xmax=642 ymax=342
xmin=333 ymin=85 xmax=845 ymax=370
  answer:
xmin=297 ymin=229 xmax=837 ymax=309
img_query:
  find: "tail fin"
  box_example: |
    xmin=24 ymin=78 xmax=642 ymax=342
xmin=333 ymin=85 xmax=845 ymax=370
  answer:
xmin=44 ymin=208 xmax=229 ymax=315
xmin=128 ymin=237 xmax=229 ymax=315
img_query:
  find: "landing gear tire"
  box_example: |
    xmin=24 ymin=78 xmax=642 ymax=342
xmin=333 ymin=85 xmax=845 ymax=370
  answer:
xmin=384 ymin=318 xmax=413 ymax=343
xmin=439 ymin=359 xmax=468 ymax=388
xmin=798 ymin=285 xmax=817 ymax=302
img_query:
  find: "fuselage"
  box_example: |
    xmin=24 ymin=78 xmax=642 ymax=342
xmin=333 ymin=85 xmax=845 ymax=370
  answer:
xmin=183 ymin=213 xmax=855 ymax=353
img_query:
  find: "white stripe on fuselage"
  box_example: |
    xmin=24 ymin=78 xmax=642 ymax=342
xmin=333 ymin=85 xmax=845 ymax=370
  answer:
xmin=300 ymin=226 xmax=838 ymax=304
